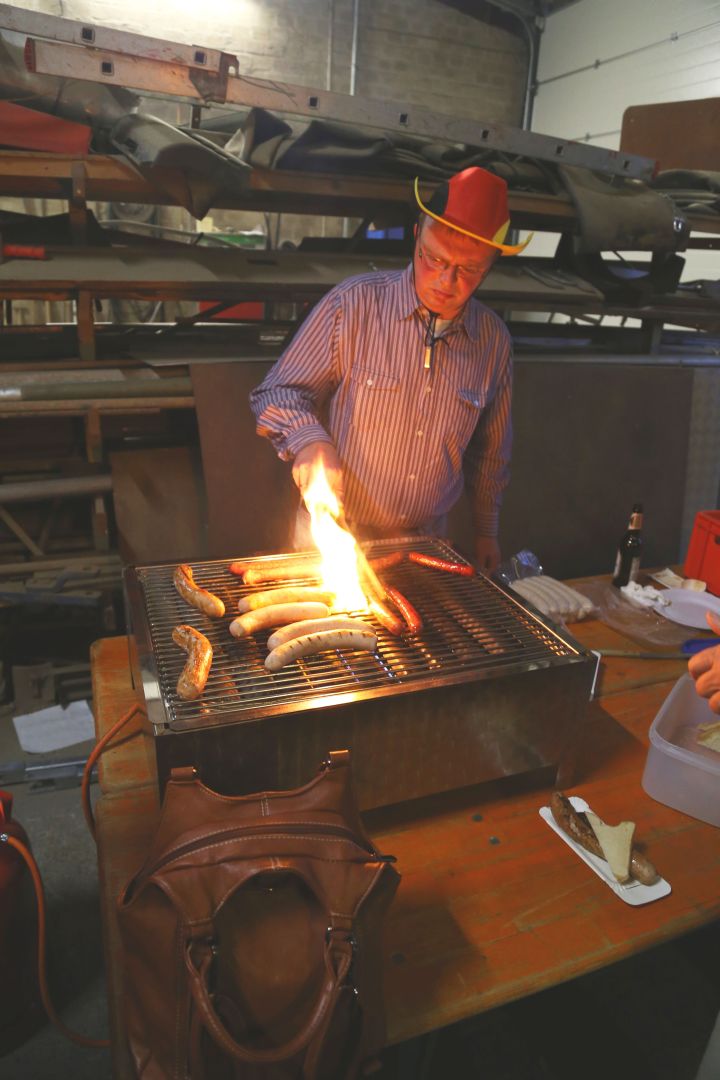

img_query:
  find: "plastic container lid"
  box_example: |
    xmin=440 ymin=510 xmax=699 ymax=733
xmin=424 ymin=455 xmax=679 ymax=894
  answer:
xmin=642 ymin=675 xmax=720 ymax=827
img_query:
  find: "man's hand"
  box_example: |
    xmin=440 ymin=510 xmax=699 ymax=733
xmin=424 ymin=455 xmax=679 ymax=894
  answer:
xmin=292 ymin=441 xmax=345 ymax=516
xmin=475 ymin=536 xmax=501 ymax=573
xmin=688 ymin=610 xmax=720 ymax=714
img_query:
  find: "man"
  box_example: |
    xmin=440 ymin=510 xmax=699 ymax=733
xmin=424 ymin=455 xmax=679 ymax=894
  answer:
xmin=249 ymin=166 xmax=530 ymax=571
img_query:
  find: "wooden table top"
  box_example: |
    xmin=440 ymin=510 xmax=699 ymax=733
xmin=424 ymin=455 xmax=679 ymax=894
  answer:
xmin=89 ymin=610 xmax=719 ymax=1070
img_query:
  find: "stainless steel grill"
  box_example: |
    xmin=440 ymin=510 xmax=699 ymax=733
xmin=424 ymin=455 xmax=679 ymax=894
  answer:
xmin=125 ymin=536 xmax=597 ymax=807
xmin=126 ymin=536 xmax=585 ymax=735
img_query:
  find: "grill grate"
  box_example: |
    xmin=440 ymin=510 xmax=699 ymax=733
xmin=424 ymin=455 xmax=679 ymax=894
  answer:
xmin=129 ymin=537 xmax=584 ymax=732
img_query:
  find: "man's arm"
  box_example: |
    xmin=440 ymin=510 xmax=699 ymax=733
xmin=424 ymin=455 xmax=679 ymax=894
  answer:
xmin=463 ymin=338 xmax=513 ymax=573
xmin=249 ymin=290 xmax=345 ymax=503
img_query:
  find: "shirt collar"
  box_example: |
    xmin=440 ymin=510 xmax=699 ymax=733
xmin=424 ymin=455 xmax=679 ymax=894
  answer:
xmin=396 ymin=263 xmax=482 ymax=342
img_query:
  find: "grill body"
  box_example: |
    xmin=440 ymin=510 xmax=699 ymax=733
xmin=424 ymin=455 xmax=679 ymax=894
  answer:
xmin=125 ymin=538 xmax=598 ymax=808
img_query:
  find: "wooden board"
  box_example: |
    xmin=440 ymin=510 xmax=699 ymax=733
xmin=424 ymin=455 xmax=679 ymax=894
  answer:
xmin=190 ymin=362 xmax=298 ymax=558
xmin=621 ymin=98 xmax=720 ymax=172
xmin=91 ymin=634 xmax=720 ymax=1073
xmin=109 ymin=446 xmax=207 ymax=563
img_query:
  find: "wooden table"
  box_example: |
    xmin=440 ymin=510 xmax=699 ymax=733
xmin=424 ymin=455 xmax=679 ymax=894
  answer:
xmin=90 ymin=611 xmax=720 ymax=1078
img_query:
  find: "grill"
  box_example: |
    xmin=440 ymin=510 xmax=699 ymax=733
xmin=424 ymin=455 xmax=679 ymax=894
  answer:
xmin=125 ymin=537 xmax=598 ymax=809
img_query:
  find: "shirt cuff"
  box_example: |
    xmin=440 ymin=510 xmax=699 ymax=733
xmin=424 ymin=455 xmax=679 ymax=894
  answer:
xmin=472 ymin=508 xmax=499 ymax=539
xmin=283 ymin=424 xmax=335 ymax=461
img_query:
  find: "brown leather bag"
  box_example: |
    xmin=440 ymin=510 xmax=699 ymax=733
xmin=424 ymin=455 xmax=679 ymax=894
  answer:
xmin=118 ymin=751 xmax=400 ymax=1079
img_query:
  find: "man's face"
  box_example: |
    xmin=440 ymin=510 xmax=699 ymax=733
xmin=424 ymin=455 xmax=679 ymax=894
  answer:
xmin=412 ymin=217 xmax=497 ymax=319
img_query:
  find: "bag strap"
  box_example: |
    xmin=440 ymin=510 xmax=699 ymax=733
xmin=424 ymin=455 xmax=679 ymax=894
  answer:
xmin=184 ymin=931 xmax=353 ymax=1066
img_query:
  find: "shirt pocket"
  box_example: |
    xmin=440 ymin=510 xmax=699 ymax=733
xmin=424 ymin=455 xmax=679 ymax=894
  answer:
xmin=345 ymin=367 xmax=401 ymax=427
xmin=455 ymin=386 xmax=487 ymax=445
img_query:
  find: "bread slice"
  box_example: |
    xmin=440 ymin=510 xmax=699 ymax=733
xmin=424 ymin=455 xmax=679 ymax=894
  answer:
xmin=697 ymin=719 xmax=720 ymax=753
xmin=586 ymin=811 xmax=635 ymax=884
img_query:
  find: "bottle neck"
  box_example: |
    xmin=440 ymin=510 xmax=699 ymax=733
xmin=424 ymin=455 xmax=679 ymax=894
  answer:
xmin=628 ymin=512 xmax=643 ymax=530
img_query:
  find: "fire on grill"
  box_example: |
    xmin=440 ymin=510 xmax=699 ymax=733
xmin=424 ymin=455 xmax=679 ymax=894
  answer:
xmin=169 ymin=461 xmax=484 ymax=697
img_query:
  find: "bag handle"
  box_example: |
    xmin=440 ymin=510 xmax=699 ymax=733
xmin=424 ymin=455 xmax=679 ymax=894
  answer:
xmin=184 ymin=933 xmax=353 ymax=1066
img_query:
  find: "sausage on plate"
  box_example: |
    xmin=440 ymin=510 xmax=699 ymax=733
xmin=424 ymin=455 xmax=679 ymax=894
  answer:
xmin=550 ymin=791 xmax=659 ymax=886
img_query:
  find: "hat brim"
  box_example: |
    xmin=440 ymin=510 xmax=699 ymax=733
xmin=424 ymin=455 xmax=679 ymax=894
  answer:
xmin=414 ymin=177 xmax=532 ymax=256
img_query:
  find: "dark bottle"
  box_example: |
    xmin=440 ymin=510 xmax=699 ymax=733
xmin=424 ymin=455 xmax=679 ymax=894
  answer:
xmin=612 ymin=503 xmax=644 ymax=587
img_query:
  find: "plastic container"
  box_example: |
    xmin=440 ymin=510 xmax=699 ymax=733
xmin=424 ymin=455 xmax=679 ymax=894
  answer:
xmin=642 ymin=675 xmax=720 ymax=827
xmin=684 ymin=509 xmax=720 ymax=596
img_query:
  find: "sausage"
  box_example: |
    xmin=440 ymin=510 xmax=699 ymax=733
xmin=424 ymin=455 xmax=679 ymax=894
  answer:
xmin=174 ymin=564 xmax=225 ymax=618
xmin=408 ymin=551 xmax=474 ymax=577
xmin=265 ymin=629 xmax=377 ymax=672
xmin=369 ymin=597 xmax=404 ymax=636
xmin=369 ymin=552 xmax=405 ymax=572
xmin=172 ymin=624 xmax=213 ymax=700
xmin=268 ymin=616 xmax=374 ymax=651
xmin=550 ymin=792 xmax=659 ymax=886
xmin=237 ymin=586 xmax=334 ymax=614
xmin=229 ymin=601 xmax=330 ymax=638
xmin=385 ymin=586 xmax=423 ymax=634
xmin=357 ymin=551 xmax=387 ymax=602
xmin=243 ymin=564 xmax=322 ymax=585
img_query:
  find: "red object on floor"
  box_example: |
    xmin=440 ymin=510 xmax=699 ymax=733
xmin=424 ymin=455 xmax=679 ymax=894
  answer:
xmin=684 ymin=510 xmax=720 ymax=596
xmin=0 ymin=791 xmax=38 ymax=1053
xmin=0 ymin=101 xmax=92 ymax=155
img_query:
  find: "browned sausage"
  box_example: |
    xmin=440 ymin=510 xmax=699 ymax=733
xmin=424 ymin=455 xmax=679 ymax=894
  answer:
xmin=369 ymin=552 xmax=405 ymax=572
xmin=172 ymin=624 xmax=213 ymax=700
xmin=408 ymin=551 xmax=474 ymax=576
xmin=550 ymin=792 xmax=659 ymax=886
xmin=174 ymin=564 xmax=225 ymax=618
xmin=230 ymin=557 xmax=322 ymax=583
xmin=369 ymin=597 xmax=404 ymax=636
xmin=386 ymin=586 xmax=423 ymax=634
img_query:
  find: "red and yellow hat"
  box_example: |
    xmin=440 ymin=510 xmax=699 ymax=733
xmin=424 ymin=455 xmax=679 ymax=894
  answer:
xmin=414 ymin=166 xmax=532 ymax=256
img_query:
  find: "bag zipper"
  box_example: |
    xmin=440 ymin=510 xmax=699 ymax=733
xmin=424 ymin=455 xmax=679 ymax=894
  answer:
xmin=133 ymin=821 xmax=392 ymax=888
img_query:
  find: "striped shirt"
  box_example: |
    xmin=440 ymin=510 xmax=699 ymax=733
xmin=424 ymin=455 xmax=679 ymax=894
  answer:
xmin=249 ymin=263 xmax=512 ymax=538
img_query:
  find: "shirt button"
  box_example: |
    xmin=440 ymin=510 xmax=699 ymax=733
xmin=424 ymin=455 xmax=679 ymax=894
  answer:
xmin=416 ymin=430 xmax=423 ymax=437
xmin=366 ymin=378 xmax=374 ymax=386
xmin=409 ymin=474 xmax=416 ymax=481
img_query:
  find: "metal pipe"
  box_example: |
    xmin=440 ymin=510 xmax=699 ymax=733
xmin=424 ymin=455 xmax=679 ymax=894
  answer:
xmin=0 ymin=475 xmax=114 ymax=503
xmin=0 ymin=554 xmax=121 ymax=575
xmin=326 ymin=0 xmax=334 ymax=92
xmin=481 ymin=1 xmax=542 ymax=131
xmin=0 ymin=377 xmax=191 ymax=401
xmin=349 ymin=0 xmax=360 ymax=96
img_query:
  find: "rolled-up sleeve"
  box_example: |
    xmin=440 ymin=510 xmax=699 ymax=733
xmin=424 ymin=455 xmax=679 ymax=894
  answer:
xmin=463 ymin=338 xmax=513 ymax=538
xmin=249 ymin=290 xmax=342 ymax=461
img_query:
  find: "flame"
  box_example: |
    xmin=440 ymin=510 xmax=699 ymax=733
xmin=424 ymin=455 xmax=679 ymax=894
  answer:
xmin=304 ymin=464 xmax=368 ymax=612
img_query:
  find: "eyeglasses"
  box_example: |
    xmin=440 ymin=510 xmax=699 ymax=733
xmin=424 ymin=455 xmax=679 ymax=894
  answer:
xmin=417 ymin=243 xmax=488 ymax=281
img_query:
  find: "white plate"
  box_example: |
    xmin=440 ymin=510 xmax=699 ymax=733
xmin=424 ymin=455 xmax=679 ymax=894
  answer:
xmin=653 ymin=588 xmax=720 ymax=630
xmin=539 ymin=796 xmax=671 ymax=906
